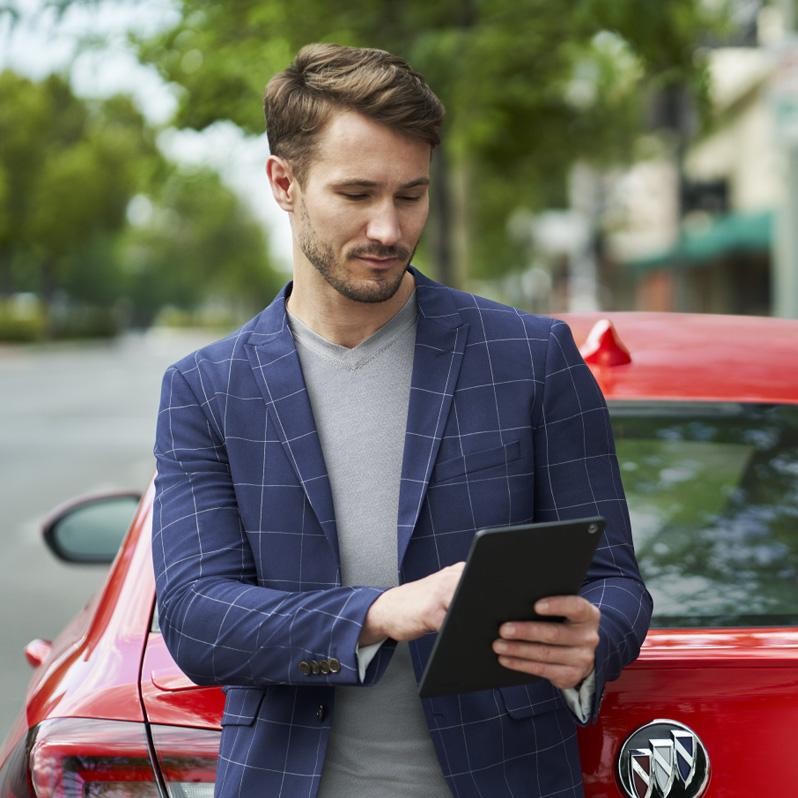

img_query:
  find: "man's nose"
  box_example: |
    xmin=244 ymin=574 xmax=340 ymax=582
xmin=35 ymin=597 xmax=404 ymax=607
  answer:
xmin=366 ymin=202 xmax=401 ymax=245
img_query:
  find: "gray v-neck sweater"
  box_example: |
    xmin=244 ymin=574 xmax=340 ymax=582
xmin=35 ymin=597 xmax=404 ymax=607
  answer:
xmin=288 ymin=294 xmax=451 ymax=797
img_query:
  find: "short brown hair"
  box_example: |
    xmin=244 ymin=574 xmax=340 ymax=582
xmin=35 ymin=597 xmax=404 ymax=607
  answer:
xmin=264 ymin=43 xmax=445 ymax=183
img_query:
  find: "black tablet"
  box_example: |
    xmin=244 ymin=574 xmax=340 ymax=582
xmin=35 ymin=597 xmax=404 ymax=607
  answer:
xmin=417 ymin=516 xmax=605 ymax=698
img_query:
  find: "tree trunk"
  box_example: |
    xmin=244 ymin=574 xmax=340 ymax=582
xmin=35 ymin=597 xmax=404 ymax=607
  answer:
xmin=40 ymin=257 xmax=57 ymax=339
xmin=429 ymin=141 xmax=453 ymax=286
xmin=0 ymin=248 xmax=11 ymax=296
xmin=428 ymin=144 xmax=472 ymax=290
xmin=450 ymin=154 xmax=471 ymax=290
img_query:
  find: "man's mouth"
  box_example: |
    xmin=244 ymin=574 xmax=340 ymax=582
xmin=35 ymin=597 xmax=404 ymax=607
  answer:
xmin=356 ymin=255 xmax=400 ymax=265
xmin=350 ymin=249 xmax=408 ymax=268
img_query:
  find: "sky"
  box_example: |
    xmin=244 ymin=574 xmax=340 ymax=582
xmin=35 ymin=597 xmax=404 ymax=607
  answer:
xmin=0 ymin=0 xmax=294 ymax=271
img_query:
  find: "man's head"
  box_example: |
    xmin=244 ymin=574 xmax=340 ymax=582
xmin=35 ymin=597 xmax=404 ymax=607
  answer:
xmin=265 ymin=44 xmax=445 ymax=307
xmin=264 ymin=43 xmax=444 ymax=186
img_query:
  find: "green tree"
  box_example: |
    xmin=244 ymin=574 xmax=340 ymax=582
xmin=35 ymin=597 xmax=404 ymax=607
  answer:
xmin=130 ymin=0 xmax=728 ymax=284
xmin=0 ymin=71 xmax=163 ymax=319
xmin=0 ymin=62 xmax=283 ymax=337
xmin=122 ymin=167 xmax=281 ymax=327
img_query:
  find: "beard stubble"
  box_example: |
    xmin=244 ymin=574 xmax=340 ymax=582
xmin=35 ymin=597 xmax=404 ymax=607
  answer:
xmin=298 ymin=201 xmax=414 ymax=304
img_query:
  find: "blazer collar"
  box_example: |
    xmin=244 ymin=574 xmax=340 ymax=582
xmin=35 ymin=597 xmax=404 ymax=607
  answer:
xmin=243 ymin=268 xmax=469 ymax=572
xmin=243 ymin=283 xmax=341 ymax=562
xmin=397 ymin=268 xmax=468 ymax=569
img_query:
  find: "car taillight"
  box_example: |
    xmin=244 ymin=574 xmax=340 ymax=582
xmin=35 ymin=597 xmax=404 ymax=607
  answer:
xmin=0 ymin=719 xmax=220 ymax=798
xmin=0 ymin=718 xmax=157 ymax=797
xmin=149 ymin=726 xmax=220 ymax=798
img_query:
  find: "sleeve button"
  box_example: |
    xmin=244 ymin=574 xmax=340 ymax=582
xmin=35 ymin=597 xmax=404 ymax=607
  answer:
xmin=319 ymin=659 xmax=330 ymax=674
xmin=328 ymin=657 xmax=341 ymax=673
xmin=298 ymin=660 xmax=311 ymax=675
xmin=311 ymin=660 xmax=321 ymax=675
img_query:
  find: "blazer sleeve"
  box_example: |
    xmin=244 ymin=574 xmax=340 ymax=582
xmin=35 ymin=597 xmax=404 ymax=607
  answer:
xmin=152 ymin=364 xmax=394 ymax=689
xmin=533 ymin=320 xmax=653 ymax=723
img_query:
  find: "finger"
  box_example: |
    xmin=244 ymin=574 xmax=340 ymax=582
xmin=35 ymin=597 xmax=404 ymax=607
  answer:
xmin=498 ymin=620 xmax=591 ymax=647
xmin=493 ymin=639 xmax=590 ymax=667
xmin=441 ymin=562 xmax=465 ymax=590
xmin=493 ymin=640 xmax=573 ymax=665
xmin=496 ymin=656 xmax=587 ymax=690
xmin=442 ymin=562 xmax=465 ymax=593
xmin=534 ymin=596 xmax=599 ymax=623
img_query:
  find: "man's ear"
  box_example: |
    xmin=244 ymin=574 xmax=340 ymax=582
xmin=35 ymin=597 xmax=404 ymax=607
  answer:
xmin=266 ymin=155 xmax=296 ymax=212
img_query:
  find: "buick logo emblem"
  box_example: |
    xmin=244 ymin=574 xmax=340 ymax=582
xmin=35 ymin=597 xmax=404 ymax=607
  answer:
xmin=617 ymin=719 xmax=709 ymax=798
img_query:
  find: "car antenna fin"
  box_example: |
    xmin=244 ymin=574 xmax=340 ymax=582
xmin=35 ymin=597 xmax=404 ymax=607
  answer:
xmin=579 ymin=319 xmax=632 ymax=367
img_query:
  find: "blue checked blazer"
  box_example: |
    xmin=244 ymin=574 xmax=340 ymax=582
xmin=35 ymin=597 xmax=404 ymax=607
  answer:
xmin=153 ymin=268 xmax=652 ymax=798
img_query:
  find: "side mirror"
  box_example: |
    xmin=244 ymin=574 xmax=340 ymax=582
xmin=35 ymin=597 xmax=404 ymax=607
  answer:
xmin=42 ymin=492 xmax=142 ymax=565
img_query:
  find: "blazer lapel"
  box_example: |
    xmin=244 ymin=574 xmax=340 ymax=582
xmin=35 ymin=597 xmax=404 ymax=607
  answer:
xmin=397 ymin=270 xmax=469 ymax=569
xmin=243 ymin=285 xmax=340 ymax=563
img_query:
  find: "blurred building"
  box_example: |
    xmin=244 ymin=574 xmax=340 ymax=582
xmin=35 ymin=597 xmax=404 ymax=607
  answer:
xmin=604 ymin=35 xmax=783 ymax=315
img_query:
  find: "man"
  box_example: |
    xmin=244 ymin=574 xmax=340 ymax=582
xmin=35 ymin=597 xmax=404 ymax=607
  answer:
xmin=153 ymin=43 xmax=652 ymax=798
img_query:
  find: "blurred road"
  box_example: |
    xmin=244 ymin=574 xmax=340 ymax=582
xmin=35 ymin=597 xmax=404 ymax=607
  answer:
xmin=0 ymin=328 xmax=215 ymax=739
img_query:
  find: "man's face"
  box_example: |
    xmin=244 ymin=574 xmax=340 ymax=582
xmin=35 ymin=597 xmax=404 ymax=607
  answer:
xmin=291 ymin=110 xmax=431 ymax=304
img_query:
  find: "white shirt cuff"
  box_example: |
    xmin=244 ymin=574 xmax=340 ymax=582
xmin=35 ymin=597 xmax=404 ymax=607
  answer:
xmin=561 ymin=669 xmax=596 ymax=723
xmin=356 ymin=639 xmax=387 ymax=682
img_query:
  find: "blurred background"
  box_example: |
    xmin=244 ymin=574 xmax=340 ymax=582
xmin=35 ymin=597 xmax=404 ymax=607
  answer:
xmin=2 ymin=0 xmax=798 ymax=736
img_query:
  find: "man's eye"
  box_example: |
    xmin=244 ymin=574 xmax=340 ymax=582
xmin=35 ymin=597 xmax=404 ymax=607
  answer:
xmin=342 ymin=193 xmax=368 ymax=200
xmin=397 ymin=195 xmax=423 ymax=203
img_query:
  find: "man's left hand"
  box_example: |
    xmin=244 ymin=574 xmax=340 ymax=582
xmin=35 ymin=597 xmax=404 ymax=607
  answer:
xmin=492 ymin=596 xmax=600 ymax=690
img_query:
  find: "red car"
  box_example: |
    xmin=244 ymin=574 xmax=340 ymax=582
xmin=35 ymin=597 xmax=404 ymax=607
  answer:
xmin=1 ymin=313 xmax=796 ymax=798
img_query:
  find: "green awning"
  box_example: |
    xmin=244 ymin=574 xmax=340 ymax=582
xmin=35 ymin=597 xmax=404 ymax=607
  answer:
xmin=627 ymin=210 xmax=773 ymax=271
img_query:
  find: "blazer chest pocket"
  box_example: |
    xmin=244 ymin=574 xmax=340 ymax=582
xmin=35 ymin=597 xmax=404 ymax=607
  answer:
xmin=221 ymin=687 xmax=266 ymax=726
xmin=432 ymin=440 xmax=522 ymax=483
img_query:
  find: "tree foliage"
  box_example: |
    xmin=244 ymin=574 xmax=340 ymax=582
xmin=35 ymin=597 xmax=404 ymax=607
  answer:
xmin=0 ymin=68 xmax=281 ymax=336
xmin=132 ymin=0 xmax=728 ymax=282
xmin=122 ymin=167 xmax=281 ymax=326
xmin=0 ymin=70 xmax=162 ymax=303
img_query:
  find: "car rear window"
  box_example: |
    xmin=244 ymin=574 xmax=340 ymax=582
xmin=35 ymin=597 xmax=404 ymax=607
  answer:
xmin=610 ymin=401 xmax=798 ymax=628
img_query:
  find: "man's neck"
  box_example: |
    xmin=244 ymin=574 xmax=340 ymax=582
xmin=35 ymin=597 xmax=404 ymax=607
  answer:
xmin=286 ymin=270 xmax=416 ymax=348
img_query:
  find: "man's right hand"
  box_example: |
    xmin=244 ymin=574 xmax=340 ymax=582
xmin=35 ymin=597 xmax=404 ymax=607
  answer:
xmin=359 ymin=562 xmax=465 ymax=646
